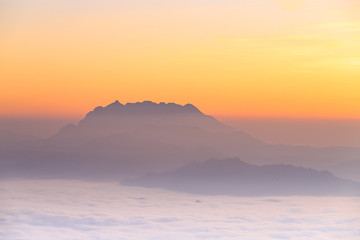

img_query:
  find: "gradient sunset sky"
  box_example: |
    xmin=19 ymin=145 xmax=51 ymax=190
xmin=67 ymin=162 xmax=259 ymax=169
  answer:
xmin=1 ymin=0 xmax=360 ymax=119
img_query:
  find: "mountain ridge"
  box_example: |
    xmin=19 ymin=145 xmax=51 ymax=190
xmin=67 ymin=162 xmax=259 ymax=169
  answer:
xmin=52 ymin=100 xmax=233 ymax=141
xmin=1 ymin=100 xmax=360 ymax=182
xmin=122 ymin=157 xmax=360 ymax=196
xmin=84 ymin=101 xmax=203 ymax=118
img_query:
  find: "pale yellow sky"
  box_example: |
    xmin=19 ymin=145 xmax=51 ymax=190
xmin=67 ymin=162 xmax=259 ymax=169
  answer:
xmin=1 ymin=0 xmax=360 ymax=118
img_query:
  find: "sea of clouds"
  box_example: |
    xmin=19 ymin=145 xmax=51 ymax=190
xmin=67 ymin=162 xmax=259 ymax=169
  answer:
xmin=1 ymin=180 xmax=359 ymax=240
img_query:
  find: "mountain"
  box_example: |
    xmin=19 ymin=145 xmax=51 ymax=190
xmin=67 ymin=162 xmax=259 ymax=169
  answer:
xmin=52 ymin=100 xmax=233 ymax=142
xmin=122 ymin=158 xmax=360 ymax=196
xmin=1 ymin=100 xmax=360 ymax=181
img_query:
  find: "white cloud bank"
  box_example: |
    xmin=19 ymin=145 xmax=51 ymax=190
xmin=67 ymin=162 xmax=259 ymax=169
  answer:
xmin=1 ymin=180 xmax=359 ymax=240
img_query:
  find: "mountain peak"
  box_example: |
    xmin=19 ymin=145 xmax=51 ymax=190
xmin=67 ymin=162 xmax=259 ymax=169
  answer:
xmin=108 ymin=100 xmax=122 ymax=106
xmin=53 ymin=100 xmax=232 ymax=141
xmin=85 ymin=101 xmax=203 ymax=118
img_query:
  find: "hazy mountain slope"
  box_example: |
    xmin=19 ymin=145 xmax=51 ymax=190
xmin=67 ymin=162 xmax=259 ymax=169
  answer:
xmin=1 ymin=101 xmax=360 ymax=181
xmin=51 ymin=101 xmax=233 ymax=142
xmin=123 ymin=158 xmax=360 ymax=196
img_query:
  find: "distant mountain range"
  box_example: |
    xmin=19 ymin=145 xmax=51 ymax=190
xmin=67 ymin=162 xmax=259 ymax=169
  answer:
xmin=52 ymin=100 xmax=232 ymax=142
xmin=1 ymin=100 xmax=360 ymax=186
xmin=123 ymin=158 xmax=360 ymax=196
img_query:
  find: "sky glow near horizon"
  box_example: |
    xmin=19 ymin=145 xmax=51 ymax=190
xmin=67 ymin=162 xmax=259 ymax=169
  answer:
xmin=1 ymin=0 xmax=360 ymax=118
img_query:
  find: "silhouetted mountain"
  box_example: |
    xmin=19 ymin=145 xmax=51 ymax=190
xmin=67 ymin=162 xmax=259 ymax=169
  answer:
xmin=52 ymin=101 xmax=232 ymax=141
xmin=1 ymin=101 xmax=360 ymax=181
xmin=86 ymin=100 xmax=203 ymax=116
xmin=123 ymin=158 xmax=360 ymax=196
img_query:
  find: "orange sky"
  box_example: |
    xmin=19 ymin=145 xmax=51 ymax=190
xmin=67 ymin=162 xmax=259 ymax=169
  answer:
xmin=1 ymin=0 xmax=360 ymax=119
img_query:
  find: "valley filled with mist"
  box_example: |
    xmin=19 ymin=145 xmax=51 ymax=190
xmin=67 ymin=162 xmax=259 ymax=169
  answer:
xmin=1 ymin=101 xmax=359 ymax=239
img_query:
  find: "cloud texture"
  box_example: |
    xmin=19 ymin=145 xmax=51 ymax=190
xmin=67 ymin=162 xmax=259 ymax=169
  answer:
xmin=1 ymin=180 xmax=359 ymax=240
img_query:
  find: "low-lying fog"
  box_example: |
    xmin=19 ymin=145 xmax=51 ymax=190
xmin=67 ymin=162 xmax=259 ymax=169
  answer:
xmin=1 ymin=180 xmax=359 ymax=240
